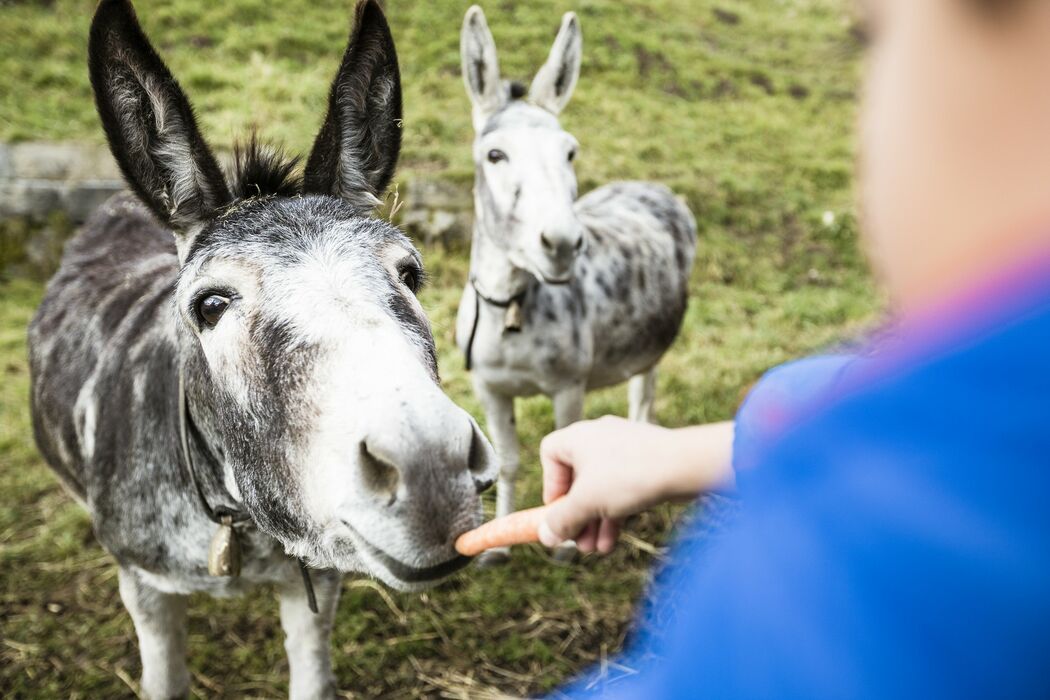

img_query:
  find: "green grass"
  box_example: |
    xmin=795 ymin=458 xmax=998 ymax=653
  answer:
xmin=1 ymin=0 xmax=866 ymax=288
xmin=0 ymin=0 xmax=879 ymax=696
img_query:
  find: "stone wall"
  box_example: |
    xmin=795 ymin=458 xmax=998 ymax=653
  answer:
xmin=0 ymin=141 xmax=474 ymax=278
xmin=398 ymin=177 xmax=474 ymax=248
xmin=0 ymin=142 xmax=124 ymax=224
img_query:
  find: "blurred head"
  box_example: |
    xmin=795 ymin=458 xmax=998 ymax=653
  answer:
xmin=89 ymin=0 xmax=497 ymax=590
xmin=461 ymin=6 xmax=585 ymax=284
xmin=861 ymin=0 xmax=1050 ymax=312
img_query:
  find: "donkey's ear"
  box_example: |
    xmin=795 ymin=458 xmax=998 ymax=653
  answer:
xmin=529 ymin=12 xmax=582 ymax=115
xmin=304 ymin=0 xmax=402 ymax=208
xmin=89 ymin=0 xmax=230 ymax=248
xmin=461 ymin=5 xmax=503 ymax=126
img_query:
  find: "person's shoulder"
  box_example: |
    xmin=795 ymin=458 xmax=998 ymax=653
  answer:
xmin=752 ymin=305 xmax=1050 ymax=521
xmin=734 ymin=353 xmax=860 ymax=473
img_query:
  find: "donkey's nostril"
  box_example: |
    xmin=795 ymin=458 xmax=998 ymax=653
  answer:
xmin=573 ymin=235 xmax=584 ymax=251
xmin=468 ymin=426 xmax=487 ymax=474
xmin=540 ymin=232 xmax=553 ymax=250
xmin=358 ymin=440 xmax=401 ymax=505
xmin=467 ymin=423 xmax=497 ymax=493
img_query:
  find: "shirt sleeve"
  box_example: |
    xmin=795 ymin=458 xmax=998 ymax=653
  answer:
xmin=733 ymin=354 xmax=856 ymax=473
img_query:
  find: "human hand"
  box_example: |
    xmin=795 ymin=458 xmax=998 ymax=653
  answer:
xmin=538 ymin=416 xmax=731 ymax=553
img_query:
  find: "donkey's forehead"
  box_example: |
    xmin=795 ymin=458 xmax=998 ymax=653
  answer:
xmin=480 ymin=102 xmax=563 ymax=136
xmin=186 ymin=195 xmax=415 ymax=267
xmin=188 ymin=224 xmax=414 ymax=288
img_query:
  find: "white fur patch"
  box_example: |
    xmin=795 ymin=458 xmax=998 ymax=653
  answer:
xmin=73 ymin=373 xmax=99 ymax=461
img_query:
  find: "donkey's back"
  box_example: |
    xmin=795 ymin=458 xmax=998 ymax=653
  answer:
xmin=575 ymin=180 xmax=696 ymax=386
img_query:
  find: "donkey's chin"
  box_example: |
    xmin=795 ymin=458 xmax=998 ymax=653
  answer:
xmin=526 ymin=258 xmax=576 ymax=286
xmin=336 ymin=521 xmax=471 ymax=592
xmin=282 ymin=524 xmax=468 ymax=591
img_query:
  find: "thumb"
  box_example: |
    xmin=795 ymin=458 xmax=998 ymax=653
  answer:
xmin=538 ymin=493 xmax=595 ymax=547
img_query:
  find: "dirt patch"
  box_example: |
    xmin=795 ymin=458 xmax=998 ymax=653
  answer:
xmin=713 ymin=8 xmax=741 ymax=25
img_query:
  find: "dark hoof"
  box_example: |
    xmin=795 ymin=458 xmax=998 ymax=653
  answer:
xmin=476 ymin=548 xmax=511 ymax=568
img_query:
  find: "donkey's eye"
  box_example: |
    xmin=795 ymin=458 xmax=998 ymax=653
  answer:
xmin=196 ymin=294 xmax=230 ymax=328
xmin=567 ymin=148 xmax=577 ymax=163
xmin=487 ymin=149 xmax=508 ymax=164
xmin=398 ymin=266 xmax=421 ymax=294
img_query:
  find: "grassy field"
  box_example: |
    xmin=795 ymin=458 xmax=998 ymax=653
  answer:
xmin=0 ymin=0 xmax=878 ymax=697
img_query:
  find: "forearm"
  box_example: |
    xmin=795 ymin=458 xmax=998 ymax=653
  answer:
xmin=655 ymin=421 xmax=736 ymax=502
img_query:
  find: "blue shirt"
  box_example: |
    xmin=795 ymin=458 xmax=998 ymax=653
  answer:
xmin=561 ymin=257 xmax=1050 ymax=699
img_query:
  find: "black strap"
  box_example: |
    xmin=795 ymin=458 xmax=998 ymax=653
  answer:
xmin=469 ymin=276 xmax=526 ymax=308
xmin=299 ymin=560 xmax=319 ymax=614
xmin=465 ymin=290 xmax=480 ymax=372
xmin=177 ymin=371 xmax=246 ymax=524
xmin=177 ymin=369 xmax=318 ymax=614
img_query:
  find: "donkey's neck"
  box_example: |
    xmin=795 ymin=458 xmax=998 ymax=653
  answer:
xmin=469 ymin=190 xmax=534 ymax=302
xmin=469 ymin=226 xmax=530 ymax=301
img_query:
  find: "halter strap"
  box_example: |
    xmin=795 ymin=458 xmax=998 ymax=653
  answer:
xmin=469 ymin=276 xmax=527 ymax=308
xmin=177 ymin=369 xmax=318 ymax=613
xmin=177 ymin=371 xmax=247 ymax=524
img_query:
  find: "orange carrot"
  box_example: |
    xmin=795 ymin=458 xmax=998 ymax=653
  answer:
xmin=455 ymin=504 xmax=551 ymax=556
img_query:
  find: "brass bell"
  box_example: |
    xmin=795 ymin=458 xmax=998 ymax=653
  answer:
xmin=504 ymin=299 xmax=523 ymax=332
xmin=208 ymin=515 xmax=241 ymax=577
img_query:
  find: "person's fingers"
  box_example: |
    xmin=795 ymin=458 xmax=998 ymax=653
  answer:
xmin=539 ymin=430 xmax=575 ymax=504
xmin=596 ymin=518 xmax=621 ymax=554
xmin=538 ymin=491 xmax=595 ymax=547
xmin=576 ymin=519 xmax=599 ymax=553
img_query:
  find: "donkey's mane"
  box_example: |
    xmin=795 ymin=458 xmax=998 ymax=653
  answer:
xmin=229 ymin=134 xmax=303 ymax=200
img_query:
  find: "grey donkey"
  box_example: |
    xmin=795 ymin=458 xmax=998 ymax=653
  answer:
xmin=27 ymin=1 xmax=497 ymax=697
xmin=455 ymin=6 xmax=697 ymax=565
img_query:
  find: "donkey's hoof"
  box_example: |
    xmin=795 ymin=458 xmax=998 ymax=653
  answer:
xmin=551 ymin=542 xmax=579 ymax=565
xmin=476 ymin=548 xmax=511 ymax=568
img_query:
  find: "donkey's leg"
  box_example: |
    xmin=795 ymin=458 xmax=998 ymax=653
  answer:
xmin=279 ymin=569 xmax=341 ymax=700
xmin=550 ymin=383 xmax=586 ymax=563
xmin=552 ymin=384 xmax=585 ymax=429
xmin=627 ymin=367 xmax=658 ymax=423
xmin=117 ymin=567 xmax=190 ymax=700
xmin=474 ymin=380 xmax=518 ymax=567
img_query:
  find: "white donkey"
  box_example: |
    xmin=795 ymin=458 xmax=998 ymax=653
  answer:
xmin=455 ymin=6 xmax=698 ymax=565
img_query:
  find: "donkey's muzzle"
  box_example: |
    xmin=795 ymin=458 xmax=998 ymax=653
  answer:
xmin=355 ymin=417 xmax=495 ymax=507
